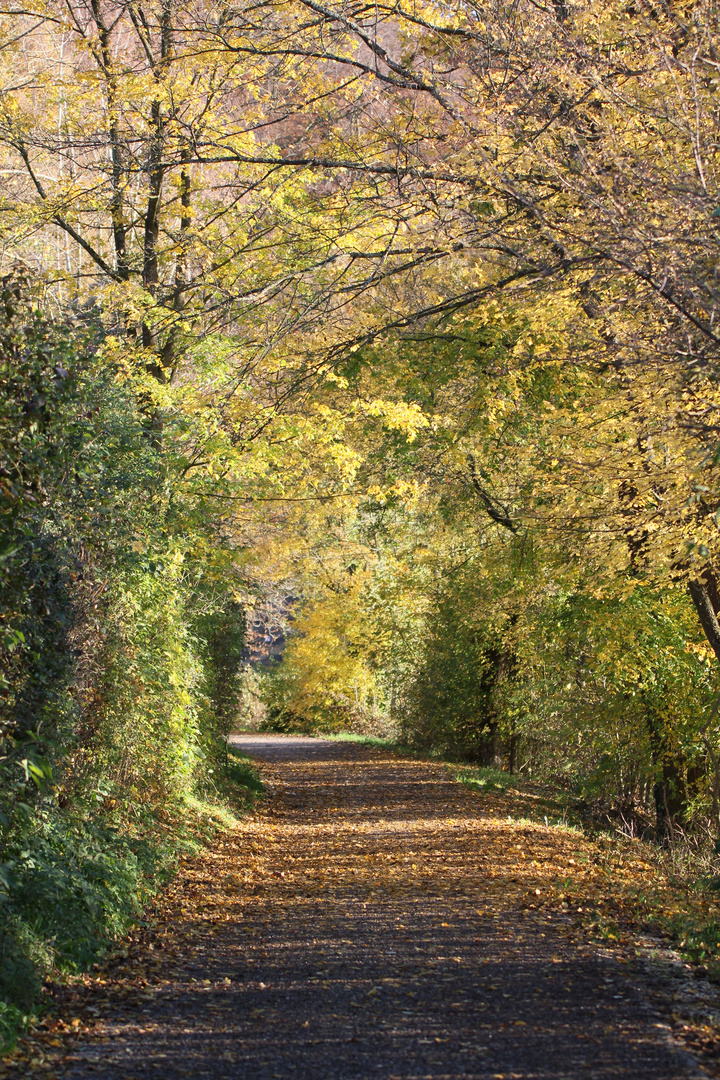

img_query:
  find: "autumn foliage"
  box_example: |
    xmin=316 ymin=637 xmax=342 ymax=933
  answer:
xmin=3 ymin=0 xmax=720 ymax=1044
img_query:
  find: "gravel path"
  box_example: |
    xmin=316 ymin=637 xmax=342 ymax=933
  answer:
xmin=57 ymin=735 xmax=708 ymax=1080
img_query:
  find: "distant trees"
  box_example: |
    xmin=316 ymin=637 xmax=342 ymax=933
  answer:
xmin=258 ymin=291 xmax=720 ymax=841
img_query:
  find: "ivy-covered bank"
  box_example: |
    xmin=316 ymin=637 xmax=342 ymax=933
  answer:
xmin=0 ymin=279 xmax=250 ymax=1046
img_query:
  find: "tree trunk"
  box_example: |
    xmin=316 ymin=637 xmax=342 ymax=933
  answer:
xmin=688 ymin=571 xmax=720 ymax=663
xmin=508 ymin=718 xmax=517 ymax=775
xmin=90 ymin=0 xmax=128 ymax=282
xmin=646 ymin=711 xmax=687 ymax=844
xmin=687 ymin=573 xmax=720 ymax=839
xmin=140 ymin=0 xmax=174 ymax=380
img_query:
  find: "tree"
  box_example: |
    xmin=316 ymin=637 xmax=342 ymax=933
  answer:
xmin=4 ymin=2 xmax=717 ymax=380
xmin=5 ymin=0 xmax=720 ymax=837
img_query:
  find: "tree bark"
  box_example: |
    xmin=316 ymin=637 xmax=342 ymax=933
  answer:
xmin=508 ymin=718 xmax=517 ymax=775
xmin=688 ymin=572 xmax=720 ymax=663
xmin=90 ymin=0 xmax=128 ymax=281
xmin=646 ymin=710 xmax=686 ymax=844
xmin=139 ymin=1 xmax=174 ymax=376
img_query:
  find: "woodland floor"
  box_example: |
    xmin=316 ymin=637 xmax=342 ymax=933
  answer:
xmin=7 ymin=736 xmax=720 ymax=1080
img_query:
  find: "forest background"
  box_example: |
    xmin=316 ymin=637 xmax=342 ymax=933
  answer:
xmin=2 ymin=0 xmax=720 ymax=1046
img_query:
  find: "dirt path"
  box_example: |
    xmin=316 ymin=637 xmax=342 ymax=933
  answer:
xmin=49 ymin=737 xmax=711 ymax=1079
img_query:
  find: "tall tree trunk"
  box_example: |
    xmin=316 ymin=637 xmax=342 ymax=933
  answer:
xmin=90 ymin=0 xmax=129 ymax=282
xmin=508 ymin=717 xmax=517 ymax=775
xmin=138 ymin=0 xmax=174 ymax=380
xmin=688 ymin=571 xmax=720 ymax=663
xmin=687 ymin=571 xmax=720 ymax=840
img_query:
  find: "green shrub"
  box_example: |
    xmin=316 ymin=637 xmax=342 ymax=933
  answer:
xmin=0 ymin=279 xmax=252 ymax=1047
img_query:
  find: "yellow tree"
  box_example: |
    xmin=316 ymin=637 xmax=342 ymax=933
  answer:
xmin=5 ymin=1 xmax=720 ymax=650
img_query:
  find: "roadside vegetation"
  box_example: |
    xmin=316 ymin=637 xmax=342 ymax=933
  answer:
xmin=0 ymin=290 xmax=258 ymax=1047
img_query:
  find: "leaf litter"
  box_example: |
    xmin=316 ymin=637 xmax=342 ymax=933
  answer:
xmin=2 ymin=735 xmax=719 ymax=1079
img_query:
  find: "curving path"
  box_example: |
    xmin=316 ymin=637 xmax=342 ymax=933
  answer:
xmin=57 ymin=735 xmax=707 ymax=1080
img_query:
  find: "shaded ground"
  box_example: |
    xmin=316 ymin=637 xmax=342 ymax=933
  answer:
xmin=10 ymin=737 xmax=716 ymax=1079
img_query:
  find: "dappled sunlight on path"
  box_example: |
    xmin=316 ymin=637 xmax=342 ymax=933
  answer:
xmin=48 ymin=738 xmax=709 ymax=1079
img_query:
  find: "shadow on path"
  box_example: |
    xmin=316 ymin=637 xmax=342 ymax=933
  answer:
xmin=58 ymin=734 xmax=706 ymax=1080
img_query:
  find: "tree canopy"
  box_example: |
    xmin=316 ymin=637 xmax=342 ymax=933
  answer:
xmin=4 ymin=0 xmax=720 ymax=1038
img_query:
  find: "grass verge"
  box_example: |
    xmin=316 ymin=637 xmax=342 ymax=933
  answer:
xmin=322 ymin=732 xmax=406 ymax=750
